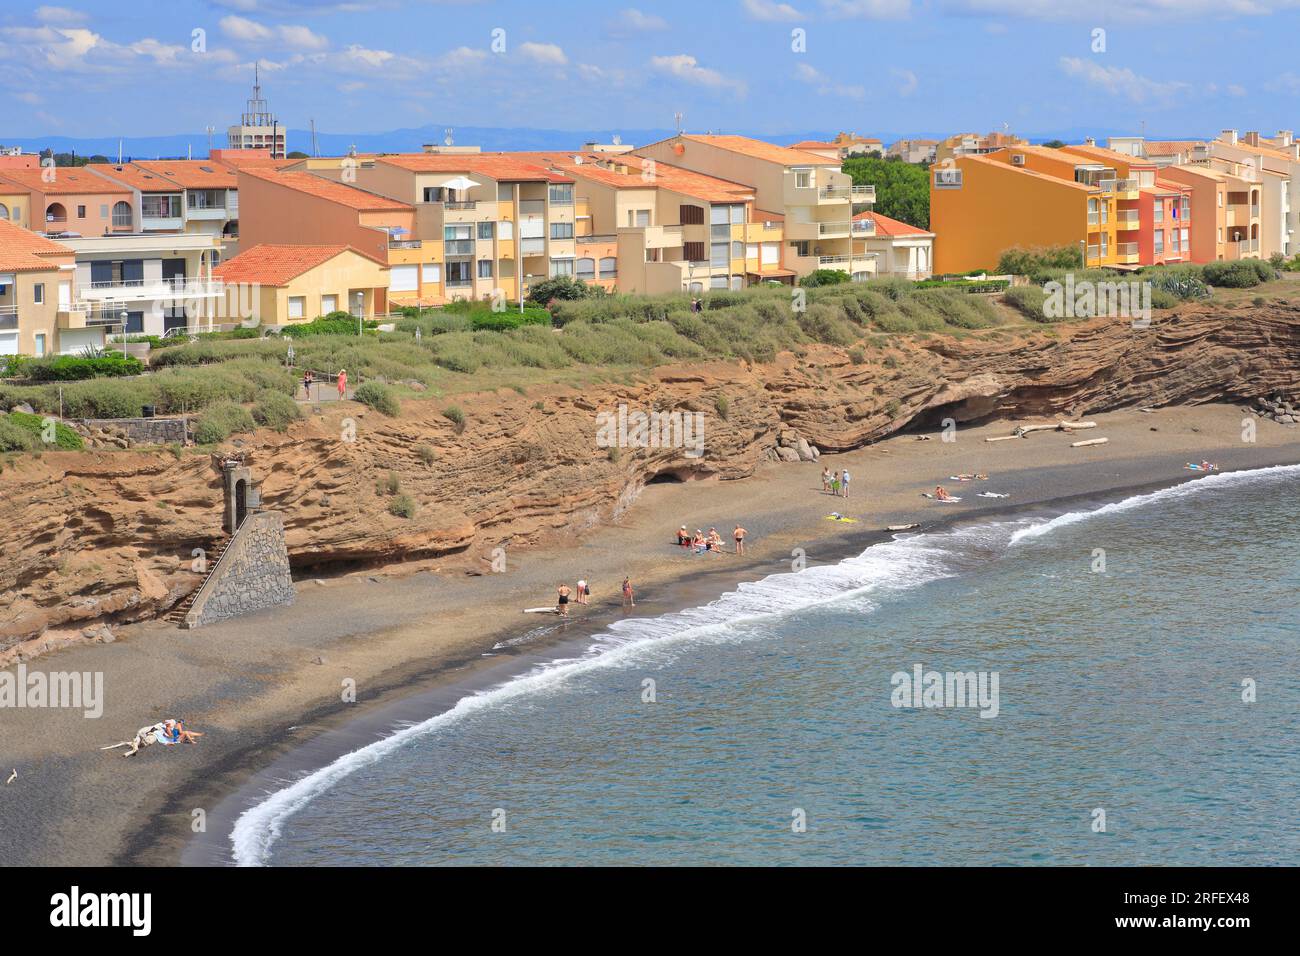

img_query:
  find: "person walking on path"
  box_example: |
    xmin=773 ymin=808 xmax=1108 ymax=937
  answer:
xmin=337 ymin=368 xmax=348 ymax=400
xmin=841 ymin=469 xmax=851 ymax=499
xmin=302 ymin=369 xmax=313 ymax=400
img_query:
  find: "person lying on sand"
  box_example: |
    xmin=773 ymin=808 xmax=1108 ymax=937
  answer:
xmin=935 ymin=485 xmax=954 ymax=501
xmin=172 ymin=719 xmax=203 ymax=744
xmin=950 ymin=473 xmax=989 ymax=481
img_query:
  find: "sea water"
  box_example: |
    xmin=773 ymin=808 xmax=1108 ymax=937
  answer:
xmin=235 ymin=465 xmax=1300 ymax=866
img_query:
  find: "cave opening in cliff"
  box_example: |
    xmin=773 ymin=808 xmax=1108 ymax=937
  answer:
xmin=646 ymin=469 xmax=689 ymax=484
xmin=903 ymin=395 xmax=1004 ymax=434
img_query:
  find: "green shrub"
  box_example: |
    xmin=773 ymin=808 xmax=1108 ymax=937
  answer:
xmin=714 ymin=394 xmax=729 ymax=420
xmin=280 ymin=314 xmax=378 ymax=337
xmin=25 ymin=353 xmax=144 ymax=381
xmin=353 ymin=381 xmax=400 ymax=416
xmin=998 ymin=246 xmax=1083 ymax=276
xmin=526 ymin=275 xmax=603 ymax=305
xmin=193 ymin=402 xmax=256 ymax=444
xmin=388 ymin=493 xmax=417 ymax=518
xmin=1003 ymin=286 xmax=1048 ymax=321
xmin=443 ymin=405 xmax=466 ymax=433
xmin=1145 ymin=268 xmax=1210 ymax=301
xmin=0 ymin=415 xmax=40 ymax=451
xmin=251 ymin=389 xmax=301 ymax=431
xmin=416 ymin=444 xmax=436 ymax=465
xmin=1203 ymin=260 xmax=1265 ymax=288
xmin=848 ymin=347 xmax=866 ymax=365
xmin=799 ymin=269 xmax=850 ymax=288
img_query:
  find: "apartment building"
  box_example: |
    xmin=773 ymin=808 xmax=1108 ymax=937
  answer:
xmin=84 ymin=162 xmax=239 ymax=258
xmin=0 ymin=183 xmax=30 ymax=229
xmin=0 ymin=218 xmax=86 ymax=357
xmin=1159 ymin=165 xmax=1231 ymax=262
xmin=852 ymin=211 xmax=934 ymax=278
xmin=636 ymin=134 xmax=876 ymax=281
xmin=0 ymin=166 xmax=133 ymax=236
xmin=59 ymin=231 xmax=225 ymax=336
xmin=519 ymin=150 xmax=793 ymax=293
xmin=929 ymin=153 xmax=1099 ymax=274
xmin=315 ymin=153 xmax=579 ymax=304
xmin=227 ymin=68 xmax=285 ymax=159
xmin=212 ymin=244 xmax=390 ymax=326
xmin=1208 ymin=129 xmax=1297 ymax=257
xmin=933 ymin=131 xmax=1028 ymax=166
xmin=886 ymin=139 xmax=939 ymax=165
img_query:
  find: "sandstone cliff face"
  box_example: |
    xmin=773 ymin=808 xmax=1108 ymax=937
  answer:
xmin=2 ymin=304 xmax=1298 ymax=653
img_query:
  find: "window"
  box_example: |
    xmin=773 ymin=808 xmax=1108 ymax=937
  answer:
xmin=710 ymin=242 xmax=729 ymax=269
xmin=33 ymin=283 xmax=44 ymax=304
xmin=288 ymin=296 xmax=305 ymax=319
xmin=477 ymin=259 xmax=493 ymax=278
xmin=99 ymin=205 xmax=107 ymax=219
xmin=498 ymin=220 xmax=514 ymax=239
xmin=142 ymin=195 xmax=180 ymax=219
xmin=1217 ymin=228 xmax=1223 ymax=243
xmin=389 ymin=265 xmax=418 ymax=292
xmin=497 ymin=183 xmax=513 ymax=201
xmin=34 ymin=333 xmax=46 ymax=356
xmin=1153 ymin=201 xmax=1163 ymax=223
xmin=793 ymin=240 xmax=810 ymax=258
xmin=1101 ymin=202 xmax=1108 ymax=224
xmin=746 ymin=243 xmax=759 ymax=261
xmin=1217 ymin=191 xmax=1223 ymax=207
xmin=710 ymin=276 xmax=728 ymax=289
xmin=77 ymin=205 xmax=86 ymax=219
xmin=0 ymin=203 xmax=6 ymax=220
xmin=635 ymin=209 xmax=650 ymax=228
xmin=321 ymin=294 xmax=338 ymax=313
xmin=1153 ymin=231 xmax=1164 ymax=254
xmin=732 ymin=241 xmax=744 ymax=260
xmin=422 ymin=187 xmax=442 ymax=203
xmin=678 ymin=205 xmax=704 ymax=225
xmin=478 ymin=221 xmax=494 ymax=241
xmin=421 ymin=264 xmax=441 ymax=283
xmin=111 ymin=201 xmax=132 ymax=228
xmin=794 ymin=169 xmax=812 ymax=189
xmin=446 ymin=261 xmax=472 ymax=285
xmin=599 ymin=257 xmax=617 ymax=279
xmin=549 ymin=258 xmax=574 ymax=277
xmin=1100 ymin=233 xmax=1108 ymax=257
xmin=761 ymin=242 xmax=779 ymax=266
xmin=445 ymin=225 xmax=471 ymax=241
xmin=684 ymin=241 xmax=705 ymax=262
xmin=1180 ymin=228 xmax=1189 ymax=249
xmin=550 ymin=222 xmax=574 ymax=240
xmin=1170 ymin=230 xmax=1180 ymax=252
xmin=576 ymin=257 xmax=595 ymax=279
xmin=548 ymin=184 xmax=574 ymax=205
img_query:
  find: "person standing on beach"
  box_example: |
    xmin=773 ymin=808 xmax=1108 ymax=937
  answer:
xmin=622 ymin=576 xmax=635 ymax=607
xmin=841 ymin=469 xmax=851 ymax=499
xmin=733 ymin=524 xmax=748 ymax=555
xmin=576 ymin=579 xmax=589 ymax=605
xmin=830 ymin=472 xmax=841 ymax=497
xmin=337 ymin=368 xmax=348 ymax=400
xmin=557 ymin=583 xmax=572 ymax=616
xmin=821 ymin=467 xmax=832 ymax=494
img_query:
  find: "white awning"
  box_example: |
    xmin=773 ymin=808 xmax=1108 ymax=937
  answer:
xmin=440 ymin=176 xmax=476 ymax=191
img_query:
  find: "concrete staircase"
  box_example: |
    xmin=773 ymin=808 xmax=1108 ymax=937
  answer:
xmin=163 ymin=535 xmax=231 ymax=627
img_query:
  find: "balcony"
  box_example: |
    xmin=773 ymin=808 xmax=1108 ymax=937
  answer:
xmin=818 ymin=220 xmax=851 ymax=238
xmin=1117 ymin=210 xmax=1140 ymax=229
xmin=1115 ymin=179 xmax=1139 ymax=198
xmin=819 ymin=186 xmax=855 ymax=201
xmin=389 ymin=239 xmax=423 ymax=250
xmin=0 ymin=304 xmax=18 ymax=330
xmin=639 ymin=224 xmax=684 ymax=248
xmin=520 ymin=237 xmax=545 ymax=256
xmin=443 ymin=239 xmax=474 ymax=256
xmin=1117 ymin=242 xmax=1140 ymax=264
xmin=851 ymin=218 xmax=876 ymax=236
xmin=77 ymin=276 xmax=223 ymax=303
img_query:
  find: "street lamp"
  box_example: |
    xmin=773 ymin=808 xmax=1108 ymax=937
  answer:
xmin=119 ymin=310 xmax=128 ymax=359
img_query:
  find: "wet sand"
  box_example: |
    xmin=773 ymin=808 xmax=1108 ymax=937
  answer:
xmin=1 ymin=402 xmax=1296 ymax=866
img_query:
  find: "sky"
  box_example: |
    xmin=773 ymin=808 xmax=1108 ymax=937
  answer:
xmin=1 ymin=0 xmax=1299 ymax=143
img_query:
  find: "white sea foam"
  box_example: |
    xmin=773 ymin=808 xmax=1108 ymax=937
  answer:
xmin=230 ymin=462 xmax=1299 ymax=866
xmin=1008 ymin=463 xmax=1300 ymax=545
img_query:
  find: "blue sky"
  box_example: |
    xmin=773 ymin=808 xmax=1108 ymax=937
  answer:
xmin=2 ymin=1 xmax=1299 ymax=142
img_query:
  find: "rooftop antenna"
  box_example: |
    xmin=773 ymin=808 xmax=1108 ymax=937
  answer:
xmin=310 ymin=118 xmax=318 ymax=157
xmin=674 ymin=112 xmax=684 ymax=134
xmin=118 ymin=138 xmax=123 ymax=165
xmin=444 ymin=128 xmax=454 ymax=147
xmin=611 ymin=133 xmax=622 ymax=146
xmin=205 ymin=125 xmax=214 ymax=155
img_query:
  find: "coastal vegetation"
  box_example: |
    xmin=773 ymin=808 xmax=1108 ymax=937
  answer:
xmin=841 ymin=155 xmax=930 ymax=228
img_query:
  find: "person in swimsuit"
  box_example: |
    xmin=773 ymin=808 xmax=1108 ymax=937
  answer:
xmin=622 ymin=577 xmax=634 ymax=607
xmin=935 ymin=485 xmax=953 ymax=501
xmin=302 ymin=370 xmax=313 ymax=399
xmin=677 ymin=526 xmax=691 ymax=548
xmin=576 ymin=579 xmax=589 ymax=605
xmin=557 ymin=583 xmax=572 ymax=616
xmin=733 ymin=524 xmax=748 ymax=555
xmin=821 ymin=468 xmax=832 ymax=494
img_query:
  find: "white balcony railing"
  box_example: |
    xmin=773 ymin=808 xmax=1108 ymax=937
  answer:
xmin=78 ymin=277 xmax=223 ymax=301
xmin=818 ymin=220 xmax=850 ymax=236
xmin=851 ymin=219 xmax=876 ymax=235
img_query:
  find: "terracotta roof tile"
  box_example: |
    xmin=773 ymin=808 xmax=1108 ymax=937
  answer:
xmin=0 ymin=166 xmax=131 ymax=195
xmin=851 ymin=210 xmax=933 ymax=237
xmin=376 ymin=154 xmax=574 ymax=183
xmin=241 ymin=169 xmax=412 ymax=211
xmin=88 ymin=163 xmax=183 ymax=193
xmin=212 ymin=244 xmax=385 ymax=287
xmin=0 ymin=218 xmax=72 ymax=272
xmin=676 ymin=135 xmax=838 ymax=166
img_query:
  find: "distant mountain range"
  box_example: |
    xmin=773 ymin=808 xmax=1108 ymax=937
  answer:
xmin=0 ymin=124 xmax=1202 ymax=160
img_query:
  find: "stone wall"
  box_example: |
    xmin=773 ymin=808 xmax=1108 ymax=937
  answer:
xmin=185 ymin=510 xmax=295 ymax=628
xmin=79 ymin=417 xmax=188 ymax=444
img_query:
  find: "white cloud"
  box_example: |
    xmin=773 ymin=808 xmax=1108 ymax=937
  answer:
xmin=34 ymin=6 xmax=87 ymax=24
xmin=1226 ymin=83 xmax=1247 ymax=96
xmin=794 ymin=62 xmax=865 ymax=99
xmin=519 ymin=42 xmax=568 ymax=66
xmin=651 ymin=53 xmax=746 ymax=94
xmin=891 ymin=67 xmax=918 ymax=96
xmin=822 ymin=0 xmax=912 ymax=18
xmin=342 ymin=45 xmax=394 ymax=69
xmin=220 ymin=16 xmax=328 ymax=50
xmin=1059 ymin=57 xmax=1190 ymax=103
xmin=1264 ymin=72 xmax=1300 ymax=94
xmin=612 ymin=8 xmax=669 ymax=31
xmin=742 ymin=0 xmax=805 ymax=20
xmin=436 ymin=46 xmax=489 ymax=69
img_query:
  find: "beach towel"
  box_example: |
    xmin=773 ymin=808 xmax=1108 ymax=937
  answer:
xmin=976 ymin=492 xmax=1010 ymax=498
xmin=921 ymin=494 xmax=962 ymax=503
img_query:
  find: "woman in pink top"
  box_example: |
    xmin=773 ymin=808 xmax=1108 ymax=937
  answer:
xmin=337 ymin=368 xmax=347 ymax=399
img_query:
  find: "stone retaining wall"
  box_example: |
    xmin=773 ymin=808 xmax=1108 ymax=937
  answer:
xmin=79 ymin=417 xmax=188 ymax=444
xmin=185 ymin=510 xmax=295 ymax=628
